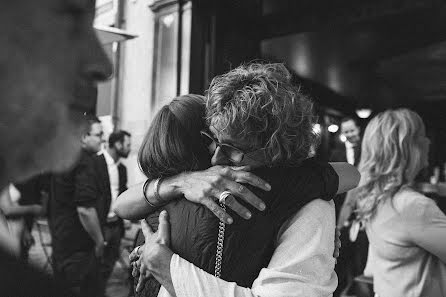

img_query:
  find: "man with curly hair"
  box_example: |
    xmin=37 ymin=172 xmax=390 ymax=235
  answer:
xmin=136 ymin=63 xmax=346 ymax=297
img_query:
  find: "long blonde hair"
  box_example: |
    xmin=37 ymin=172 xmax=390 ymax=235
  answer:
xmin=355 ymin=108 xmax=426 ymax=222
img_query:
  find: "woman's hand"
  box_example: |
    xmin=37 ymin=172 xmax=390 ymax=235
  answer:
xmin=176 ymin=166 xmax=271 ymax=223
xmin=136 ymin=211 xmax=175 ymax=295
xmin=115 ymin=166 xmax=271 ymax=222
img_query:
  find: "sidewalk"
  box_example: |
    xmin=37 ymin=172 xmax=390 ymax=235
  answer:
xmin=29 ymin=219 xmax=139 ymax=297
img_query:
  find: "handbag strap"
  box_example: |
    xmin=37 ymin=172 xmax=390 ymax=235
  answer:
xmin=214 ymin=203 xmax=226 ymax=278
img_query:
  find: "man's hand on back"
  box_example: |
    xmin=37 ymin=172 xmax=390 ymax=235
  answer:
xmin=175 ymin=166 xmax=271 ymax=223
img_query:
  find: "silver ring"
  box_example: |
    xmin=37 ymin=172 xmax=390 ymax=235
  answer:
xmin=219 ymin=191 xmax=231 ymax=204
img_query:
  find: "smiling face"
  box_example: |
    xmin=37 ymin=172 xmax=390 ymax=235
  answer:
xmin=341 ymin=120 xmax=361 ymax=145
xmin=0 ymin=0 xmax=112 ymax=183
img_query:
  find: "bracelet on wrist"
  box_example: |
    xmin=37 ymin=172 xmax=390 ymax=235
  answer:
xmin=143 ymin=179 xmax=157 ymax=208
xmin=153 ymin=177 xmax=164 ymax=203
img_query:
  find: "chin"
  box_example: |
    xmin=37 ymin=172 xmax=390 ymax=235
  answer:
xmin=36 ymin=113 xmax=85 ymax=174
xmin=10 ymin=144 xmax=81 ymax=184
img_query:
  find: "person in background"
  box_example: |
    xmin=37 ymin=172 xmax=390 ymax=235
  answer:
xmin=331 ymin=117 xmax=362 ymax=166
xmin=0 ymin=184 xmax=43 ymax=255
xmin=14 ymin=174 xmax=50 ymax=260
xmin=354 ymin=108 xmax=446 ymax=297
xmin=49 ymin=116 xmax=107 ymax=297
xmin=97 ymin=130 xmax=131 ymax=295
xmin=330 ymin=116 xmax=367 ymax=297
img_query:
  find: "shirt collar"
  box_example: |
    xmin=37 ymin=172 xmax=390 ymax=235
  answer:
xmin=102 ymin=149 xmax=120 ymax=165
xmin=345 ymin=141 xmax=355 ymax=149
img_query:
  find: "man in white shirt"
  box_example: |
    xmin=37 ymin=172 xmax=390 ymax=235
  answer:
xmin=97 ymin=130 xmax=131 ymax=295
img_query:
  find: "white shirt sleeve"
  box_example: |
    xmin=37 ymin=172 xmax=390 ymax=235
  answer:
xmin=161 ymin=199 xmax=338 ymax=297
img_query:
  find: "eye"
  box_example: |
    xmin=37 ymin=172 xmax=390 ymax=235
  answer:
xmin=55 ymin=1 xmax=91 ymax=34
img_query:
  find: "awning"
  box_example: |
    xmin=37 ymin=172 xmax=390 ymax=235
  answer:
xmin=95 ymin=25 xmax=137 ymax=45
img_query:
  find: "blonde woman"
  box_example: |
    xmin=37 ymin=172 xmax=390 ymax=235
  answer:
xmin=354 ymin=108 xmax=446 ymax=297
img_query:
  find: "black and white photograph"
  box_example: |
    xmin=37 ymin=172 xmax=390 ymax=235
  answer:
xmin=1 ymin=1 xmax=446 ymax=297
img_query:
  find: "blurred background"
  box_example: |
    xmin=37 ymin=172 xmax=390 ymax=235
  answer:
xmin=94 ymin=0 xmax=446 ymax=186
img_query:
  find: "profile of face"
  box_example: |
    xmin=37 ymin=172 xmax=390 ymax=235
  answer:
xmin=0 ymin=1 xmax=112 ymax=183
xmin=341 ymin=120 xmax=361 ymax=145
xmin=82 ymin=123 xmax=104 ymax=154
xmin=117 ymin=136 xmax=131 ymax=158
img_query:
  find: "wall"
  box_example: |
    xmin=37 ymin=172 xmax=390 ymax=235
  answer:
xmin=118 ymin=0 xmax=156 ymax=186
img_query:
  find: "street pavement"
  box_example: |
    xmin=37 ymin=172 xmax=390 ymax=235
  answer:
xmin=29 ymin=219 xmax=139 ymax=297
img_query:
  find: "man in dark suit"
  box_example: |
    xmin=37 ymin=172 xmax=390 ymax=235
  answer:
xmin=49 ymin=116 xmax=107 ymax=297
xmin=330 ymin=117 xmax=368 ymax=297
xmin=95 ymin=130 xmax=131 ymax=295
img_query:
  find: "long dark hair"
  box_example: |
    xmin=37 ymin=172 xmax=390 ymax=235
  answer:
xmin=138 ymin=94 xmax=210 ymax=179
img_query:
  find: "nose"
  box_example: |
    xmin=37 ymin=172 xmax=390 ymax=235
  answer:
xmin=82 ymin=31 xmax=113 ymax=82
xmin=211 ymin=146 xmax=230 ymax=166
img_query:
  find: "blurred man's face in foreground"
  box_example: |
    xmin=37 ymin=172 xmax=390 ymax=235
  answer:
xmin=0 ymin=0 xmax=112 ymax=183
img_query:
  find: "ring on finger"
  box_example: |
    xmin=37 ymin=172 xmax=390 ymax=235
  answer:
xmin=219 ymin=191 xmax=231 ymax=204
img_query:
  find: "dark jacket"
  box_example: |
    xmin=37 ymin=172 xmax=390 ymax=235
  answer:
xmin=137 ymin=158 xmax=339 ymax=296
xmin=93 ymin=153 xmax=128 ymax=222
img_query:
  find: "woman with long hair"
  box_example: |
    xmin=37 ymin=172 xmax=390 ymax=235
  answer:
xmin=355 ymin=108 xmax=446 ymax=297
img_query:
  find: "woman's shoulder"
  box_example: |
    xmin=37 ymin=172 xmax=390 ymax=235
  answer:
xmin=393 ymin=187 xmax=438 ymax=218
xmin=394 ymin=187 xmax=434 ymax=208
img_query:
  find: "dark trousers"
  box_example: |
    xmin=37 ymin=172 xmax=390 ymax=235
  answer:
xmin=99 ymin=220 xmax=124 ymax=296
xmin=53 ymin=250 xmax=100 ymax=297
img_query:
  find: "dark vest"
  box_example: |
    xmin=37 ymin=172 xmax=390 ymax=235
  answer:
xmin=136 ymin=158 xmax=338 ymax=296
xmin=93 ymin=154 xmax=128 ymax=223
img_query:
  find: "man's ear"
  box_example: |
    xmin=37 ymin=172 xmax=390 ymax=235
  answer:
xmin=115 ymin=141 xmax=123 ymax=151
xmin=80 ymin=134 xmax=88 ymax=145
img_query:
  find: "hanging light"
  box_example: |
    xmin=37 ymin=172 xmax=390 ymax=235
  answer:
xmin=328 ymin=124 xmax=339 ymax=133
xmin=356 ymin=108 xmax=372 ymax=119
xmin=340 ymin=134 xmax=347 ymax=142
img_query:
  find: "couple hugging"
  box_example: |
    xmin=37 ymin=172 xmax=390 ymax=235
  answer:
xmin=115 ymin=62 xmax=360 ymax=297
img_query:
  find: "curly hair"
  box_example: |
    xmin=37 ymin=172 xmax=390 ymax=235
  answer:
xmin=355 ymin=108 xmax=427 ymax=222
xmin=205 ymin=62 xmax=319 ymax=166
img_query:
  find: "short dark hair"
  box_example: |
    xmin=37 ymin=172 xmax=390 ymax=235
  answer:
xmin=109 ymin=130 xmax=131 ymax=148
xmin=341 ymin=117 xmax=359 ymax=126
xmin=84 ymin=114 xmax=101 ymax=133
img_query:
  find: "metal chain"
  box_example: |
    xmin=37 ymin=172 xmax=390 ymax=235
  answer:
xmin=214 ymin=203 xmax=226 ymax=278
